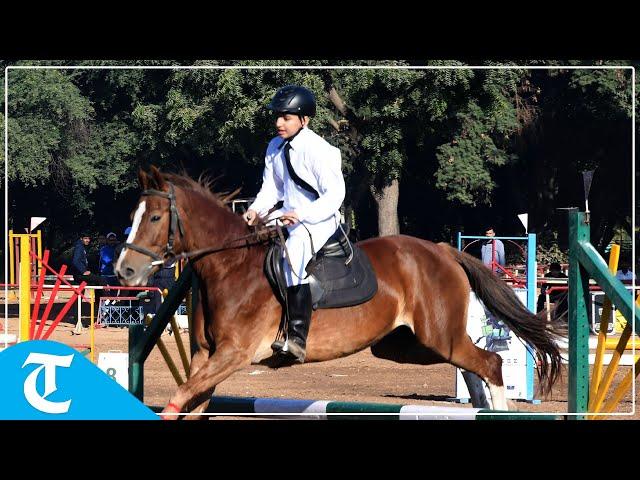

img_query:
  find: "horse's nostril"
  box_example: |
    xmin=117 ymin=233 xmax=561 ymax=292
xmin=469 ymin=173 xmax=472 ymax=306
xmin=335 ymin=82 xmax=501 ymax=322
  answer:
xmin=125 ymin=267 xmax=136 ymax=279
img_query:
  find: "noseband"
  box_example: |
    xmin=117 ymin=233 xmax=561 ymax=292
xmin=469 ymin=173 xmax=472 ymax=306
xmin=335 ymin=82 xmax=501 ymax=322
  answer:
xmin=124 ymin=183 xmax=185 ymax=266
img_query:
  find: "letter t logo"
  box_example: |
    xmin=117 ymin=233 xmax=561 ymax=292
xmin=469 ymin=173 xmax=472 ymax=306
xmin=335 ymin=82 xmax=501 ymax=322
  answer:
xmin=22 ymin=353 xmax=74 ymax=414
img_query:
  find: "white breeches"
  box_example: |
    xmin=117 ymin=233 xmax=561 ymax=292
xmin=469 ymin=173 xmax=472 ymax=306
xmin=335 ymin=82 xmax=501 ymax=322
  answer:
xmin=283 ymin=216 xmax=339 ymax=287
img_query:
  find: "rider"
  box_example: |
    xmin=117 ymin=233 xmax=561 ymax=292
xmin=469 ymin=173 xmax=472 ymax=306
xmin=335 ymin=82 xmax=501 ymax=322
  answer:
xmin=243 ymin=85 xmax=346 ymax=364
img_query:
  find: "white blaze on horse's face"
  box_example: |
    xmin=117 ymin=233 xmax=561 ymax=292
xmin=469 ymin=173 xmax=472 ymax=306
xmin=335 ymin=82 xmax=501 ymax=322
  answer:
xmin=115 ymin=200 xmax=149 ymax=285
xmin=126 ymin=201 xmax=146 ymax=245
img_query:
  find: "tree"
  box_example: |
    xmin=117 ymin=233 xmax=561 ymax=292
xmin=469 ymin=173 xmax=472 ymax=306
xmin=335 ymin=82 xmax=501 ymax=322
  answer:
xmin=323 ymin=63 xmax=424 ymax=236
xmin=3 ymin=60 xmax=633 ymax=267
xmin=510 ymin=63 xmax=634 ymax=252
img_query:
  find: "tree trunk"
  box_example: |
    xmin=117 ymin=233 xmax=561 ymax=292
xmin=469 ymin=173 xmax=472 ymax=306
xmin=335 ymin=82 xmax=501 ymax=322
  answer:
xmin=371 ymin=179 xmax=400 ymax=236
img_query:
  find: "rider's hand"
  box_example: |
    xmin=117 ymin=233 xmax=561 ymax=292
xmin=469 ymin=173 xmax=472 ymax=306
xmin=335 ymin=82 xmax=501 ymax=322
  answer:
xmin=243 ymin=209 xmax=258 ymax=226
xmin=280 ymin=211 xmax=299 ymax=226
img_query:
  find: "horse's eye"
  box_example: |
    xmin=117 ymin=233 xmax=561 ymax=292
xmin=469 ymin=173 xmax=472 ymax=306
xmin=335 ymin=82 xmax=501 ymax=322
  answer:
xmin=151 ymin=215 xmax=161 ymax=222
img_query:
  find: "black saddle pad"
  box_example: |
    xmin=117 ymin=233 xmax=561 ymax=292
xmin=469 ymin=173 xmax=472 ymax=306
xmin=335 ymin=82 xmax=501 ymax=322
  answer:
xmin=306 ymin=245 xmax=378 ymax=309
xmin=264 ymin=231 xmax=378 ymax=310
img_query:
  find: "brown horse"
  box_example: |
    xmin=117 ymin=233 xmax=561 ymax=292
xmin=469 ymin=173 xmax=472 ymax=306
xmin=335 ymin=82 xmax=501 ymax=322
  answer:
xmin=116 ymin=166 xmax=563 ymax=418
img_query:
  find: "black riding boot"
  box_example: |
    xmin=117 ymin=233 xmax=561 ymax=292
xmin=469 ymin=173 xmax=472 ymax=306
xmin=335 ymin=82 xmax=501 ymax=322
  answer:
xmin=271 ymin=284 xmax=313 ymax=364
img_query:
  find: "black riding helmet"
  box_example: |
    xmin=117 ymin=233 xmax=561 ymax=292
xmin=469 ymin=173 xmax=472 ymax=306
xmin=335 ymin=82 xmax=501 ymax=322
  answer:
xmin=267 ymin=85 xmax=316 ymax=117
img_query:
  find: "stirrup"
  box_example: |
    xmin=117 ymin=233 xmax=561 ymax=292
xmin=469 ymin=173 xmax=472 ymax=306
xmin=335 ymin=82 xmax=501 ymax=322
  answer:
xmin=273 ymin=350 xmax=305 ymax=366
xmin=271 ymin=339 xmax=306 ymax=364
xmin=282 ymin=340 xmax=306 ymax=363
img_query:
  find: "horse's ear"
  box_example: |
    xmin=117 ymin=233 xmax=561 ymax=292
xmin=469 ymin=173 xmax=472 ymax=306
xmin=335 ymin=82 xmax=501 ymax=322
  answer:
xmin=150 ymin=165 xmax=166 ymax=191
xmin=138 ymin=168 xmax=149 ymax=191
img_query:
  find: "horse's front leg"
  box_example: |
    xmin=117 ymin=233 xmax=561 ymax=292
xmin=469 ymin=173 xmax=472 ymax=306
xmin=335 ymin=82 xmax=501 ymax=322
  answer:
xmin=160 ymin=342 xmax=251 ymax=420
xmin=182 ymin=296 xmax=215 ymax=420
xmin=182 ymin=347 xmax=214 ymax=420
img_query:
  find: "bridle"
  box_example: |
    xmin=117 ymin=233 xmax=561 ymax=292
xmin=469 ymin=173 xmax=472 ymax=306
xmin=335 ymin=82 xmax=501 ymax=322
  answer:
xmin=124 ymin=182 xmax=277 ymax=269
xmin=124 ymin=183 xmax=186 ymax=265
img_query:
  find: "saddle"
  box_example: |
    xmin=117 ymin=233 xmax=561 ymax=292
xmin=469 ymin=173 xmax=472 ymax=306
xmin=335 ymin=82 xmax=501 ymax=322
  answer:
xmin=264 ymin=224 xmax=378 ymax=310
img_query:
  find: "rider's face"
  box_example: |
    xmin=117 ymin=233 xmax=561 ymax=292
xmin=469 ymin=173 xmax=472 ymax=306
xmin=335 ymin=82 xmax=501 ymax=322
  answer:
xmin=275 ymin=113 xmax=308 ymax=139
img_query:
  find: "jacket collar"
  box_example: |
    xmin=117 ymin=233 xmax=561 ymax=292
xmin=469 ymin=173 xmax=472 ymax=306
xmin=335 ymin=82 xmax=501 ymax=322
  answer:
xmin=278 ymin=126 xmax=307 ymax=150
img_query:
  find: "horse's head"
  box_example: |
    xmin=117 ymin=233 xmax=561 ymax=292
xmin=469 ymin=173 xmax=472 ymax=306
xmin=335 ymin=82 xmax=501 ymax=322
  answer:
xmin=115 ymin=166 xmax=186 ymax=286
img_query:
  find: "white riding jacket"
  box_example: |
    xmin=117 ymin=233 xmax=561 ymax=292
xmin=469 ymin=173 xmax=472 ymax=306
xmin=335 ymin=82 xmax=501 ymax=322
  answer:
xmin=249 ymin=127 xmax=345 ymax=286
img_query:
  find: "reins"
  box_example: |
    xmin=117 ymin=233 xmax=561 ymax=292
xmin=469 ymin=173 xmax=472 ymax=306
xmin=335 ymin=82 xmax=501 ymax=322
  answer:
xmin=127 ymin=181 xmax=315 ymax=278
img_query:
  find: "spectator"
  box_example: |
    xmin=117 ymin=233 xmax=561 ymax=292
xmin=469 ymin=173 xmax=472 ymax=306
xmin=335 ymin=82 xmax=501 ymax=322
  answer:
xmin=537 ymin=262 xmax=568 ymax=318
xmin=99 ymin=232 xmax=119 ymax=285
xmin=480 ymin=227 xmax=505 ymax=273
xmin=96 ymin=234 xmax=107 ymax=250
xmin=70 ymin=234 xmax=102 ymax=284
xmin=70 ymin=232 xmax=107 ymax=310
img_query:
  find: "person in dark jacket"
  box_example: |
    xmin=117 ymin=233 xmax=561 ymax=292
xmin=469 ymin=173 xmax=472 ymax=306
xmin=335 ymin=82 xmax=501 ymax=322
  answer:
xmin=71 ymin=235 xmax=90 ymax=279
xmin=71 ymin=234 xmax=105 ymax=287
xmin=70 ymin=233 xmax=107 ymax=322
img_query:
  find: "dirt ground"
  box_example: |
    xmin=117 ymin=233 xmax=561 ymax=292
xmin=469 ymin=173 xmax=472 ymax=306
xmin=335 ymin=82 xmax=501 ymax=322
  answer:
xmin=5 ymin=315 xmax=638 ymax=420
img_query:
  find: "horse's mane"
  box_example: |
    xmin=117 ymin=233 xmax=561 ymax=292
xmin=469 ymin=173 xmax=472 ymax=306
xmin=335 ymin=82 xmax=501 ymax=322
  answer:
xmin=159 ymin=170 xmax=276 ymax=247
xmin=162 ymin=172 xmax=241 ymax=209
xmin=160 ymin=170 xmax=270 ymax=260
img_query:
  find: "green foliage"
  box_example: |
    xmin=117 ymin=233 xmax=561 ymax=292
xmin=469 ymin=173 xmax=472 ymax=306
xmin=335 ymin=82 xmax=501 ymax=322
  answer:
xmin=536 ymin=235 xmax=569 ymax=266
xmin=434 ymin=102 xmax=512 ymax=205
xmin=329 ymin=65 xmax=423 ymax=187
xmin=3 ymin=60 xmax=634 ymax=258
xmin=433 ymin=68 xmax=528 ymax=206
xmin=7 ymin=69 xmax=93 ymax=185
xmin=568 ymin=66 xmax=633 ymax=119
xmin=7 ymin=69 xmax=141 ymax=210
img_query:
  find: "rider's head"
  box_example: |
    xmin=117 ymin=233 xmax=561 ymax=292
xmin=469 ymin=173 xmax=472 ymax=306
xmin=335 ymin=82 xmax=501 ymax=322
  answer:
xmin=267 ymin=85 xmax=316 ymax=139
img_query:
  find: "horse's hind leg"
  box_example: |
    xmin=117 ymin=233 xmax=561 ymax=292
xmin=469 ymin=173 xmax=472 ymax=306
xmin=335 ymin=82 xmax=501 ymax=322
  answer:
xmin=372 ymin=327 xmax=504 ymax=410
xmin=449 ymin=338 xmax=507 ymax=411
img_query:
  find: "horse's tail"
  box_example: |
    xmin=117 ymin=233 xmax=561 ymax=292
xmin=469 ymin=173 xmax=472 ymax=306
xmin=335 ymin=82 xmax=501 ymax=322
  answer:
xmin=444 ymin=244 xmax=563 ymax=396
